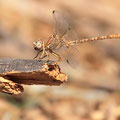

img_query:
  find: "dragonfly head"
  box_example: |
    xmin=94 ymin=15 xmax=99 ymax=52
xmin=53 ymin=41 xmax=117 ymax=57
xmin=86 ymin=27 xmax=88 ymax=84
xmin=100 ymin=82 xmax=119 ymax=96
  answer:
xmin=33 ymin=39 xmax=42 ymax=50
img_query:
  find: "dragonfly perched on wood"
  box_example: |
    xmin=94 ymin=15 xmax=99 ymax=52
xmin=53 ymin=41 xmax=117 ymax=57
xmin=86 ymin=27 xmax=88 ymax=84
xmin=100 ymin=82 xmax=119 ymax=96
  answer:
xmin=33 ymin=10 xmax=120 ymax=65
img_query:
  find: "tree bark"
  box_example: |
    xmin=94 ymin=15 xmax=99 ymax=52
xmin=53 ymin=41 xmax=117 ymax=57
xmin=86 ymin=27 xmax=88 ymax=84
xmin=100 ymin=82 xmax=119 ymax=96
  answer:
xmin=0 ymin=58 xmax=67 ymax=95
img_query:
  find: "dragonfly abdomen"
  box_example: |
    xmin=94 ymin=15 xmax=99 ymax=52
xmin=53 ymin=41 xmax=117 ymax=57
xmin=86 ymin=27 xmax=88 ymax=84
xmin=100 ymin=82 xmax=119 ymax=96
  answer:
xmin=69 ymin=34 xmax=120 ymax=46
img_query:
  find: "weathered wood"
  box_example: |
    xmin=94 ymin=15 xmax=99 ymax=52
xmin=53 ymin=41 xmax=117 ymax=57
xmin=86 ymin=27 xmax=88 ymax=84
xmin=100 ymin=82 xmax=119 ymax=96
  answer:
xmin=0 ymin=58 xmax=67 ymax=95
xmin=0 ymin=77 xmax=24 ymax=95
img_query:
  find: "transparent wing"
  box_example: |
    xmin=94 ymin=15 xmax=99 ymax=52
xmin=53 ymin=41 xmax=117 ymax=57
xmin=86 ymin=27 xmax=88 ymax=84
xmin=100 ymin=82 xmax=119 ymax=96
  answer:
xmin=52 ymin=10 xmax=78 ymax=41
xmin=52 ymin=10 xmax=80 ymax=68
xmin=65 ymin=46 xmax=81 ymax=68
xmin=64 ymin=28 xmax=79 ymax=41
xmin=53 ymin=10 xmax=69 ymax=37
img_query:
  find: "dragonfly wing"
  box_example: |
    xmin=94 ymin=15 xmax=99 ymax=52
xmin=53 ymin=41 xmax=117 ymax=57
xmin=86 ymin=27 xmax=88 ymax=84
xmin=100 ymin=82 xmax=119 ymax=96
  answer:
xmin=66 ymin=46 xmax=81 ymax=68
xmin=53 ymin=10 xmax=79 ymax=41
xmin=64 ymin=28 xmax=79 ymax=41
xmin=53 ymin=10 xmax=70 ymax=37
xmin=52 ymin=10 xmax=80 ymax=68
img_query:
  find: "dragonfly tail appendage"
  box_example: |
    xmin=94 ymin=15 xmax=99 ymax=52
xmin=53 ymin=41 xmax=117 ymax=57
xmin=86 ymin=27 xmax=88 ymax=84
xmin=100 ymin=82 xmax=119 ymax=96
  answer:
xmin=70 ymin=34 xmax=120 ymax=45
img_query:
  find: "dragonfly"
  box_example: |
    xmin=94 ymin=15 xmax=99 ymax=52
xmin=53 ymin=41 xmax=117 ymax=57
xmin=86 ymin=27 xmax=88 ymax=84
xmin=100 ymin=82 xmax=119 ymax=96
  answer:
xmin=33 ymin=10 xmax=120 ymax=65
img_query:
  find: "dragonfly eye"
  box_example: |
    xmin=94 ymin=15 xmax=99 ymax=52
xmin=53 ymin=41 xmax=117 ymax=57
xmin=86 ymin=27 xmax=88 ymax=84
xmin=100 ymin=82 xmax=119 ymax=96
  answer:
xmin=33 ymin=40 xmax=42 ymax=50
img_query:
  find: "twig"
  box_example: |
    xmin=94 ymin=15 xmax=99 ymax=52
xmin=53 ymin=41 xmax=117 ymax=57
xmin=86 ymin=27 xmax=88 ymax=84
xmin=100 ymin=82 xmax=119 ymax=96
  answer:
xmin=0 ymin=58 xmax=67 ymax=95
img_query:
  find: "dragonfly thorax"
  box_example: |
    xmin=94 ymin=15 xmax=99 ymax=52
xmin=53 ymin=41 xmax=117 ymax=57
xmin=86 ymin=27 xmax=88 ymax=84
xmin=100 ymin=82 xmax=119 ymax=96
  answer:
xmin=48 ymin=35 xmax=65 ymax=50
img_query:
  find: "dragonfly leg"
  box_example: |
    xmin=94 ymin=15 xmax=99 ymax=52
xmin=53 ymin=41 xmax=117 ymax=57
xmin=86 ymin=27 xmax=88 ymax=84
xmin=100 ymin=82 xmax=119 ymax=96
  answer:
xmin=39 ymin=52 xmax=49 ymax=60
xmin=40 ymin=55 xmax=47 ymax=59
xmin=39 ymin=50 xmax=45 ymax=59
xmin=45 ymin=51 xmax=50 ymax=62
xmin=33 ymin=51 xmax=41 ymax=59
xmin=39 ymin=41 xmax=45 ymax=59
xmin=38 ymin=51 xmax=49 ymax=63
xmin=49 ymin=49 xmax=62 ymax=63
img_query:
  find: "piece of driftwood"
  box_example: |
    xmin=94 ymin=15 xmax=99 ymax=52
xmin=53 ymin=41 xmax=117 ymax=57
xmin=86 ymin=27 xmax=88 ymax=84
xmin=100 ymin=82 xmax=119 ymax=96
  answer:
xmin=0 ymin=58 xmax=67 ymax=95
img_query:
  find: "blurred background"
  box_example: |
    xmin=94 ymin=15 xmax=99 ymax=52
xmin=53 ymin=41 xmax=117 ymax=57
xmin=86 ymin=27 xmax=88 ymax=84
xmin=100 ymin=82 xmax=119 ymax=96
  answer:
xmin=0 ymin=0 xmax=120 ymax=120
